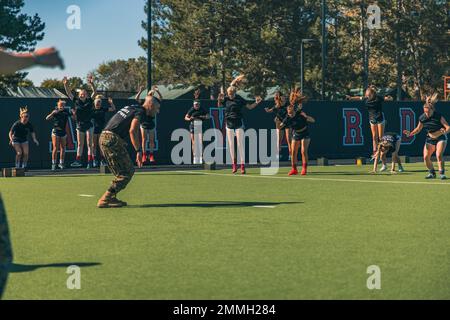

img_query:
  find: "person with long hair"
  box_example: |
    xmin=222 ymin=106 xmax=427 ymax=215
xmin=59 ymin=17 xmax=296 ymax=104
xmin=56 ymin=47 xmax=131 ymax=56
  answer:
xmin=347 ymin=85 xmax=393 ymax=161
xmin=135 ymin=85 xmax=162 ymax=165
xmin=264 ymin=91 xmax=291 ymax=160
xmin=45 ymin=100 xmax=71 ymax=170
xmin=218 ymin=75 xmax=263 ymax=174
xmin=185 ymin=90 xmax=210 ymax=164
xmin=92 ymin=96 xmax=116 ymax=167
xmin=280 ymin=90 xmax=315 ymax=176
xmin=404 ymin=94 xmax=449 ymax=179
xmin=63 ymin=75 xmax=97 ymax=169
xmin=371 ymin=132 xmax=404 ymax=174
xmin=8 ymin=107 xmax=39 ymax=169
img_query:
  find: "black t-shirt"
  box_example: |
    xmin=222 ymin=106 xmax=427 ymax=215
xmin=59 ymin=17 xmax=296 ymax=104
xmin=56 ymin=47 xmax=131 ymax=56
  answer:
xmin=419 ymin=111 xmax=444 ymax=134
xmin=364 ymin=95 xmax=384 ymax=120
xmin=10 ymin=121 xmax=34 ymax=141
xmin=72 ymin=97 xmax=94 ymax=123
xmin=187 ymin=106 xmax=208 ymax=121
xmin=269 ymin=103 xmax=288 ymax=121
xmin=281 ymin=111 xmax=308 ymax=133
xmin=104 ymin=105 xmax=145 ymax=139
xmin=222 ymin=96 xmax=247 ymax=120
xmin=381 ymin=132 xmax=400 ymax=153
xmin=51 ymin=109 xmax=71 ymax=131
xmin=92 ymin=105 xmax=109 ymax=128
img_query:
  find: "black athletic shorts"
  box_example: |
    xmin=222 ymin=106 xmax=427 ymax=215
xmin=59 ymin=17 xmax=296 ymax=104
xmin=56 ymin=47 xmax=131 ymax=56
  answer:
xmin=292 ymin=129 xmax=310 ymax=141
xmin=52 ymin=129 xmax=67 ymax=138
xmin=426 ymin=134 xmax=447 ymax=146
xmin=226 ymin=118 xmax=244 ymax=130
xmin=369 ymin=113 xmax=385 ymax=125
xmin=12 ymin=138 xmax=28 ymax=144
xmin=77 ymin=121 xmax=93 ymax=133
xmin=93 ymin=126 xmax=104 ymax=135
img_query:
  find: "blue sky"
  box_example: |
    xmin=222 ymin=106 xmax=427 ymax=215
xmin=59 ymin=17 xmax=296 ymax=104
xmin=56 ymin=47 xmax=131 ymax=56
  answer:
xmin=23 ymin=0 xmax=147 ymax=85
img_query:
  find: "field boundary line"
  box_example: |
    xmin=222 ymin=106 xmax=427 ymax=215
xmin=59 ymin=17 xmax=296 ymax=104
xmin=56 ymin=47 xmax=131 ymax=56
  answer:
xmin=172 ymin=171 xmax=450 ymax=186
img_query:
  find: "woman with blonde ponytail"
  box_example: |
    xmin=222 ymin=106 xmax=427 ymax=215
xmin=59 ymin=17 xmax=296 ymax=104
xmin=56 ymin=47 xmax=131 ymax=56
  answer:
xmin=404 ymin=93 xmax=450 ymax=179
xmin=346 ymin=85 xmax=392 ymax=161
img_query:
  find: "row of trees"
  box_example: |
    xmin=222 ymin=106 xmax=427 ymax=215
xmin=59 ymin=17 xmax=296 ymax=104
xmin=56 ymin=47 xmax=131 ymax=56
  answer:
xmin=0 ymin=0 xmax=45 ymax=95
xmin=140 ymin=0 xmax=449 ymax=99
xmin=1 ymin=1 xmax=448 ymax=100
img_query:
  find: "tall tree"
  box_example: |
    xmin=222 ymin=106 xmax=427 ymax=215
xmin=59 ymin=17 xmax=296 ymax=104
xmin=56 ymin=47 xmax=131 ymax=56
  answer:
xmin=0 ymin=0 xmax=46 ymax=94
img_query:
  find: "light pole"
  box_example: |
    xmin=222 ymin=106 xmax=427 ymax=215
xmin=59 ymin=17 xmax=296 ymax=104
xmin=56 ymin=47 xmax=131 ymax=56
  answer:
xmin=301 ymin=39 xmax=317 ymax=94
xmin=147 ymin=0 xmax=152 ymax=91
xmin=321 ymin=0 xmax=327 ymax=100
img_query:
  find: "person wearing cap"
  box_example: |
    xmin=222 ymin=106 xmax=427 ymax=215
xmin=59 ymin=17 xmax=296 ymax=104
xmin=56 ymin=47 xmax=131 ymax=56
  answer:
xmin=185 ymin=93 xmax=209 ymax=164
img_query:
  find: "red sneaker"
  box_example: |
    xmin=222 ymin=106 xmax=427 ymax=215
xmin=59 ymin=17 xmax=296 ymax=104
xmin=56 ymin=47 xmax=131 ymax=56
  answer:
xmin=149 ymin=153 xmax=155 ymax=163
xmin=288 ymin=168 xmax=298 ymax=176
xmin=232 ymin=163 xmax=237 ymax=174
xmin=142 ymin=153 xmax=147 ymax=164
xmin=301 ymin=165 xmax=307 ymax=176
xmin=241 ymin=164 xmax=246 ymax=175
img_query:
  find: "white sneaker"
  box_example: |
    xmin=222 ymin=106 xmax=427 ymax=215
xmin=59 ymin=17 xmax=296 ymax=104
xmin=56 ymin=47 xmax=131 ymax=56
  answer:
xmin=380 ymin=165 xmax=387 ymax=172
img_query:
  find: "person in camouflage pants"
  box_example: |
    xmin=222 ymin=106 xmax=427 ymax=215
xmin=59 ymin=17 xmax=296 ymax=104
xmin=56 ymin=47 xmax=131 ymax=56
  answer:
xmin=99 ymin=131 xmax=135 ymax=205
xmin=0 ymin=194 xmax=13 ymax=299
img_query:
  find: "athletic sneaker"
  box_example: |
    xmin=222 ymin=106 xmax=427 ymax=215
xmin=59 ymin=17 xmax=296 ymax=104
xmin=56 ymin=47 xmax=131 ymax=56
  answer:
xmin=51 ymin=164 xmax=56 ymax=171
xmin=93 ymin=160 xmax=99 ymax=168
xmin=241 ymin=164 xmax=246 ymax=175
xmin=100 ymin=160 xmax=107 ymax=167
xmin=380 ymin=165 xmax=387 ymax=172
xmin=425 ymin=172 xmax=436 ymax=179
xmin=149 ymin=154 xmax=155 ymax=163
xmin=87 ymin=162 xmax=92 ymax=169
xmin=288 ymin=168 xmax=298 ymax=176
xmin=398 ymin=165 xmax=404 ymax=173
xmin=58 ymin=163 xmax=65 ymax=170
xmin=70 ymin=160 xmax=83 ymax=168
xmin=232 ymin=163 xmax=237 ymax=174
xmin=440 ymin=174 xmax=447 ymax=180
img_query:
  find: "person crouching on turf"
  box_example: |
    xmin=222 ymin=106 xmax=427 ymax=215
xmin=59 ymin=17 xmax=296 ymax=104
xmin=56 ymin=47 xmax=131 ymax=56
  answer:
xmin=9 ymin=107 xmax=39 ymax=169
xmin=371 ymin=132 xmax=404 ymax=174
xmin=280 ymin=93 xmax=315 ymax=176
xmin=404 ymin=94 xmax=450 ymax=180
xmin=92 ymin=96 xmax=116 ymax=167
xmin=45 ymin=100 xmax=71 ymax=170
xmin=97 ymin=93 xmax=161 ymax=208
xmin=63 ymin=75 xmax=96 ymax=169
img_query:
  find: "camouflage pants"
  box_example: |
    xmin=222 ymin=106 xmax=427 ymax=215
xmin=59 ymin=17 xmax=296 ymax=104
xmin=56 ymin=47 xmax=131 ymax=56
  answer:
xmin=0 ymin=194 xmax=13 ymax=299
xmin=99 ymin=131 xmax=135 ymax=195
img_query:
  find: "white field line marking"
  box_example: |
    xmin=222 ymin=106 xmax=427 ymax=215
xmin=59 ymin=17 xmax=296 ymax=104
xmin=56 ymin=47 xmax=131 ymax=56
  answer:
xmin=78 ymin=194 xmax=95 ymax=198
xmin=174 ymin=171 xmax=450 ymax=186
xmin=253 ymin=205 xmax=276 ymax=208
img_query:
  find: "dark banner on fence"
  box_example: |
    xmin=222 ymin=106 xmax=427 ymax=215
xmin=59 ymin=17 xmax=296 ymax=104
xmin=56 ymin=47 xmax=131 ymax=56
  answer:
xmin=0 ymin=98 xmax=449 ymax=169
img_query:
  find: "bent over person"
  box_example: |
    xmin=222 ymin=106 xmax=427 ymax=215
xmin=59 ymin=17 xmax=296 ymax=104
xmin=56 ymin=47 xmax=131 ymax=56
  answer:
xmin=97 ymin=94 xmax=161 ymax=208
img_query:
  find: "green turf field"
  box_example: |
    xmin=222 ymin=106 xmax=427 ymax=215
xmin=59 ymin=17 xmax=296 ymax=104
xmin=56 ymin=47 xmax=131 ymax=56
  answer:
xmin=1 ymin=164 xmax=449 ymax=300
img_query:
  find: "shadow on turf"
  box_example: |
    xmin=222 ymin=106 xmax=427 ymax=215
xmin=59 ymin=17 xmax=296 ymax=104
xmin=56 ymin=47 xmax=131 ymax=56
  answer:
xmin=128 ymin=201 xmax=302 ymax=209
xmin=9 ymin=262 xmax=101 ymax=273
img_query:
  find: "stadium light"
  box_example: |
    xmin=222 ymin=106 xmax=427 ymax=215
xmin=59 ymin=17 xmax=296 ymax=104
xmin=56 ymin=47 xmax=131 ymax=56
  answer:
xmin=300 ymin=39 xmax=317 ymax=95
